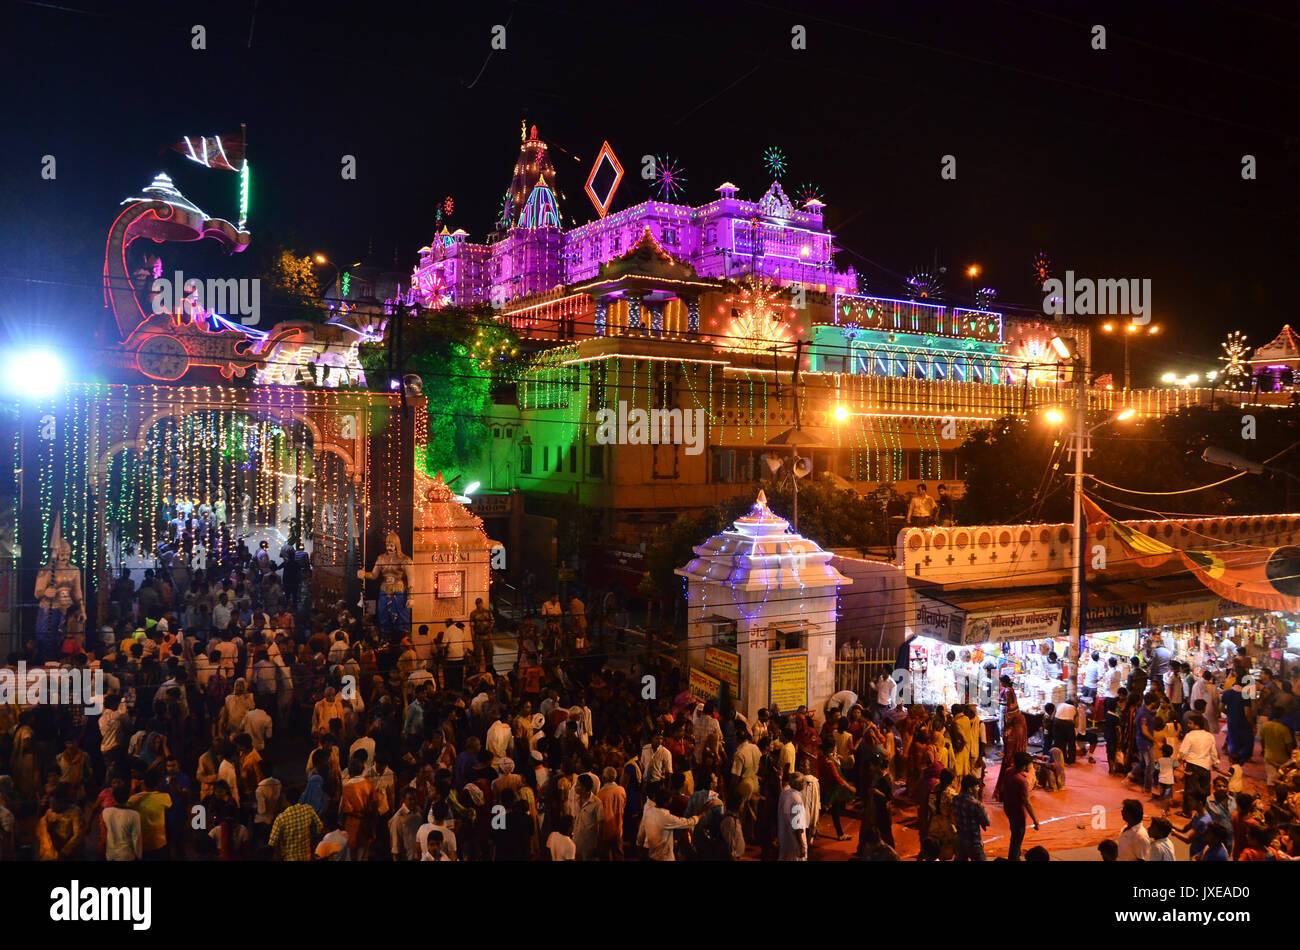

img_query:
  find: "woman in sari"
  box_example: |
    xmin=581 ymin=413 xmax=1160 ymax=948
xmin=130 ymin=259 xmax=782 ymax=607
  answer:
xmin=926 ymin=768 xmax=959 ymax=859
xmin=906 ymin=728 xmax=935 ymax=799
xmin=993 ymin=710 xmax=1027 ymax=802
xmin=1115 ymin=691 xmax=1140 ymax=774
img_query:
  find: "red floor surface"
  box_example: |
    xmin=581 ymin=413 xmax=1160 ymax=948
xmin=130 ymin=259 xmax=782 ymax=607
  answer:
xmin=801 ymin=730 xmax=1268 ymax=861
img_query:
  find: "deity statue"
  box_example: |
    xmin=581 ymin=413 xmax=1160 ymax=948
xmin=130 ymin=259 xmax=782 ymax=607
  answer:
xmin=34 ymin=515 xmax=84 ymax=659
xmin=357 ymin=531 xmax=414 ymax=634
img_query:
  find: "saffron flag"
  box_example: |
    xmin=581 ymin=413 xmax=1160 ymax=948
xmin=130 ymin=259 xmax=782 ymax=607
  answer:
xmin=170 ymin=134 xmax=246 ymax=172
xmin=1083 ymin=495 xmax=1300 ymax=612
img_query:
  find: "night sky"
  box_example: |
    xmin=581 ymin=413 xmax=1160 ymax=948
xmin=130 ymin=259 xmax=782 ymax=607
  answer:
xmin=3 ymin=0 xmax=1296 ymax=385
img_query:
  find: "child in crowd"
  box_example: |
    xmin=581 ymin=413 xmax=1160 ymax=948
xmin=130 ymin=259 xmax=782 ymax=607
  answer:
xmin=1156 ymin=743 xmax=1176 ymax=800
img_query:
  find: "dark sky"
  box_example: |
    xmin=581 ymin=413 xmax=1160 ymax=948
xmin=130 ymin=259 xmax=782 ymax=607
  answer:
xmin=3 ymin=0 xmax=1296 ymax=385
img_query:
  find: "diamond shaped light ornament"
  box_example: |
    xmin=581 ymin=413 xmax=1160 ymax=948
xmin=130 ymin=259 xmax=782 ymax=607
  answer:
xmin=584 ymin=140 xmax=624 ymax=219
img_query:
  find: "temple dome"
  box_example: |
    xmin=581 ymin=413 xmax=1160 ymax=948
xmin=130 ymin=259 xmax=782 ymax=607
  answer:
xmin=675 ymin=490 xmax=851 ymax=592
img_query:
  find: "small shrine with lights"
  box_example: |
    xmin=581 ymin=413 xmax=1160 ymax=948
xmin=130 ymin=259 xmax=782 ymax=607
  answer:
xmin=676 ymin=491 xmax=850 ymax=721
xmin=410 ymin=472 xmax=501 ymax=628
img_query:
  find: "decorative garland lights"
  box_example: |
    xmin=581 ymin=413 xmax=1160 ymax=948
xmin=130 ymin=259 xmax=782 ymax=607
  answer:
xmin=26 ymin=385 xmax=409 ymax=600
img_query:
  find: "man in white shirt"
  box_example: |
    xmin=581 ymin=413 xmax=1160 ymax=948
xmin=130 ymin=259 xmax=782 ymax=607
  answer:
xmin=1082 ymin=652 xmax=1103 ymax=703
xmin=1177 ymin=713 xmax=1220 ymax=817
xmin=211 ymin=596 xmax=232 ymax=633
xmin=418 ymin=800 xmax=458 ymax=861
xmin=1052 ymin=700 xmax=1078 ymax=763
xmin=439 ymin=620 xmax=471 ymax=691
xmin=826 ymin=690 xmax=858 ymax=717
xmin=243 ymin=702 xmax=273 ymax=751
xmin=1191 ymin=672 xmax=1221 ymax=730
xmin=388 ymin=787 xmax=423 ymax=861
xmin=573 ymin=774 xmax=603 ymax=860
xmin=692 ymin=701 xmax=722 ymax=764
xmin=103 ymin=785 xmax=142 ymax=861
xmin=1102 ymin=657 xmax=1123 ymax=700
xmin=731 ymin=731 xmax=762 ymax=819
xmin=1115 ymin=799 xmax=1150 ymax=860
xmin=778 ymin=773 xmax=809 ymax=860
xmin=640 ymin=734 xmax=673 ymax=786
xmin=410 ymin=624 xmax=435 ymax=669
xmin=636 ymin=786 xmax=697 ymax=861
xmin=486 ymin=712 xmax=514 ymax=762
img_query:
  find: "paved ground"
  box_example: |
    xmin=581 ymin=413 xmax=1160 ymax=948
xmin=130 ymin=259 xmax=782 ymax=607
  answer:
xmin=803 ymin=730 xmax=1266 ymax=861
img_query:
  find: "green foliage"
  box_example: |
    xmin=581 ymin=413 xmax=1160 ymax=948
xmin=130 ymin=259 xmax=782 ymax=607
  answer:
xmin=956 ymin=405 xmax=1300 ymax=524
xmin=260 ymin=247 xmax=330 ymax=324
xmin=359 ymin=305 xmax=520 ymax=479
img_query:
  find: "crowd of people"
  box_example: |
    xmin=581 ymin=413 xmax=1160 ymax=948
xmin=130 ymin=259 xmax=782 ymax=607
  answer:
xmin=2 ymin=539 xmax=1299 ymax=861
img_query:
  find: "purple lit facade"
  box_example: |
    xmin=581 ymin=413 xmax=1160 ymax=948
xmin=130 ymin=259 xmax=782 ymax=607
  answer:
xmin=405 ymin=133 xmax=856 ymax=311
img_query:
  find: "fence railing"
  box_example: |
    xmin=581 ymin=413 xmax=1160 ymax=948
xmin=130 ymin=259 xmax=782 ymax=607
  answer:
xmin=833 ymin=650 xmax=895 ymax=698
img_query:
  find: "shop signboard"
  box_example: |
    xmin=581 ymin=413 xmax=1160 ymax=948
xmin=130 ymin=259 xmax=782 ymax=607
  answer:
xmin=769 ymin=651 xmax=808 ymax=711
xmin=689 ymin=667 xmax=721 ymax=704
xmin=704 ymin=646 xmax=740 ymax=689
xmin=917 ymin=597 xmax=1063 ymax=645
xmin=962 ymin=607 xmax=1063 ymax=645
xmin=1145 ymin=596 xmax=1220 ymax=626
xmin=1060 ymin=602 xmax=1145 ymax=635
xmin=916 ymin=599 xmax=965 ymax=644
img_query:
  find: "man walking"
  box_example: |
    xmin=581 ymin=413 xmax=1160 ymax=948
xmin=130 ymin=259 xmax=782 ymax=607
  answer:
xmin=1176 ymin=712 xmax=1219 ymax=817
xmin=1000 ymin=752 xmax=1039 ymax=861
xmin=953 ymin=774 xmax=989 ymax=861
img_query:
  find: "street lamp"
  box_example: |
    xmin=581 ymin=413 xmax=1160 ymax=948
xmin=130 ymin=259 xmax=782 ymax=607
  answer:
xmin=966 ymin=264 xmax=981 ymax=301
xmin=1044 ymin=335 xmax=1137 ymax=702
xmin=314 ymin=255 xmax=362 ymax=303
xmin=1161 ymin=372 xmax=1199 ymax=388
xmin=1099 ymin=320 xmax=1160 ymax=389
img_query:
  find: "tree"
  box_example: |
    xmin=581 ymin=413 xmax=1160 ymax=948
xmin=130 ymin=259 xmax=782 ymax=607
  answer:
xmin=359 ymin=305 xmax=520 ymax=480
xmin=955 ymin=405 xmax=1300 ymax=524
xmin=260 ymin=247 xmax=330 ymax=324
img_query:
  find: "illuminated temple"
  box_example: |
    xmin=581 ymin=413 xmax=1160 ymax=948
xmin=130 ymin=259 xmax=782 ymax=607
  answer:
xmin=394 ymin=126 xmax=1238 ymax=589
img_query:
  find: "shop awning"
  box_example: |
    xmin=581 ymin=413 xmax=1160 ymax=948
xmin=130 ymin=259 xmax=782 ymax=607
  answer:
xmin=914 ymin=574 xmax=1236 ymax=645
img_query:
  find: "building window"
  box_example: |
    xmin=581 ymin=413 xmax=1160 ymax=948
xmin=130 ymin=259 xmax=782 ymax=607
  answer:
xmin=588 ymin=444 xmax=605 ymax=478
xmin=569 ymin=444 xmax=577 ymax=473
xmin=543 ymin=446 xmax=550 ymax=472
xmin=653 ymin=443 xmax=678 ymax=479
xmin=663 ymin=227 xmax=678 ymax=245
xmin=520 ymin=443 xmax=533 ymax=475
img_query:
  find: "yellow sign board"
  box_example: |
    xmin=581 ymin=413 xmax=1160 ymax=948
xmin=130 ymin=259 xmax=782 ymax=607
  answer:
xmin=689 ymin=667 xmax=721 ymax=704
xmin=704 ymin=647 xmax=740 ymax=688
xmin=769 ymin=651 xmax=808 ymax=712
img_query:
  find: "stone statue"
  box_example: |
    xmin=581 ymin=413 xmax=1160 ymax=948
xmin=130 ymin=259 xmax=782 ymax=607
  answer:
xmin=358 ymin=531 xmax=414 ymax=634
xmin=34 ymin=515 xmax=84 ymax=659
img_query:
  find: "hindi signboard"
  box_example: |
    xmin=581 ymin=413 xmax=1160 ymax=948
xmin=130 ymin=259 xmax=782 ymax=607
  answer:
xmin=689 ymin=667 xmax=721 ymax=704
xmin=704 ymin=647 xmax=740 ymax=689
xmin=769 ymin=651 xmax=808 ymax=711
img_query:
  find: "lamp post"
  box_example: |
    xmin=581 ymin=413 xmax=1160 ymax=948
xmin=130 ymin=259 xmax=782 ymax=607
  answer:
xmin=1100 ymin=320 xmax=1160 ymax=389
xmin=1046 ymin=335 xmax=1136 ymax=702
xmin=314 ymin=255 xmax=362 ymax=305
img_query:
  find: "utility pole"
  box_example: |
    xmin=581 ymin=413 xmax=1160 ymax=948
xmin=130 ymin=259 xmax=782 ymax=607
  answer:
xmin=792 ymin=339 xmax=804 ymax=532
xmin=1066 ymin=353 xmax=1088 ymax=703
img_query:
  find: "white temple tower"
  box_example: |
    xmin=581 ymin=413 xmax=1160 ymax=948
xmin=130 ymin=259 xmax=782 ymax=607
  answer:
xmin=676 ymin=491 xmax=850 ymax=721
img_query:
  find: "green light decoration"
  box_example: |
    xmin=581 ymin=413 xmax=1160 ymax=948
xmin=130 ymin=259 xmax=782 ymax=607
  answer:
xmin=762 ymin=146 xmax=788 ymax=180
xmin=238 ymin=160 xmax=250 ymax=231
xmin=340 ymin=271 xmax=351 ymax=297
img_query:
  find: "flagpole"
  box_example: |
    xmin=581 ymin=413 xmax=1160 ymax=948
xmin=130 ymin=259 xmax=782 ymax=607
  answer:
xmin=238 ymin=123 xmax=249 ymax=231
